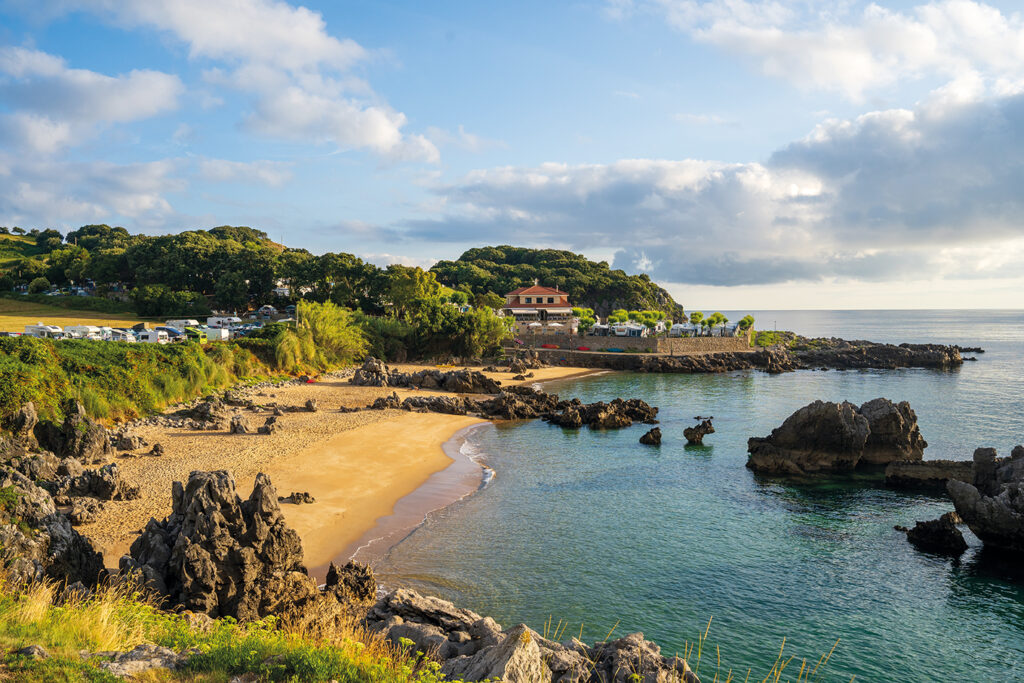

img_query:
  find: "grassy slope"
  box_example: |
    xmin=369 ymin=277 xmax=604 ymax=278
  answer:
xmin=0 ymin=581 xmax=446 ymax=682
xmin=0 ymin=234 xmax=43 ymax=268
xmin=0 ymin=298 xmax=149 ymax=333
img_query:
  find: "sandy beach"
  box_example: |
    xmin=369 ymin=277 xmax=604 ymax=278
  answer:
xmin=82 ymin=363 xmax=596 ymax=571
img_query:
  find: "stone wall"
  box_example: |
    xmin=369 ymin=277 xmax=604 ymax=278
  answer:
xmin=508 ymin=332 xmax=752 ymax=354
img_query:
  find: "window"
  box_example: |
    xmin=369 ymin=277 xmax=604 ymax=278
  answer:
xmin=524 ymin=297 xmax=532 ymax=303
xmin=547 ymin=297 xmax=554 ymax=303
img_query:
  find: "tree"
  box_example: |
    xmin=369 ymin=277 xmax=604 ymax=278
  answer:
xmin=738 ymin=314 xmax=755 ymax=331
xmin=572 ymin=307 xmax=597 ymax=333
xmin=608 ymin=309 xmax=628 ymax=324
xmin=11 ymin=227 xmax=24 ymax=235
xmin=474 ymin=291 xmax=505 ymax=310
xmin=386 ymin=265 xmax=443 ymax=319
xmin=35 ymin=228 xmax=63 ymax=252
xmin=214 ymin=272 xmax=249 ymax=311
xmin=689 ymin=311 xmax=704 ymax=334
xmin=131 ymin=285 xmax=208 ymax=317
xmin=296 ymin=300 xmax=367 ymax=366
xmin=28 ymin=277 xmax=50 ymax=294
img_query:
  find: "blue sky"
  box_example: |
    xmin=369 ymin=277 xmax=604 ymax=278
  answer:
xmin=1 ymin=0 xmax=1023 ymax=309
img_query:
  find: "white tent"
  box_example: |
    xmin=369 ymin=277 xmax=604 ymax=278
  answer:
xmin=528 ymin=322 xmax=543 ymax=328
xmin=547 ymin=322 xmax=564 ymax=327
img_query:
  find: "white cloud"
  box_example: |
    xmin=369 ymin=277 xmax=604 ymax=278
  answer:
xmin=426 ymin=125 xmax=505 ymax=153
xmin=407 ymin=88 xmax=1024 ymax=287
xmin=0 ymin=46 xmax=183 ymax=153
xmin=619 ymin=1 xmax=1024 ymax=100
xmin=198 ymin=158 xmax=293 ymax=187
xmin=35 ymin=0 xmax=438 ymax=161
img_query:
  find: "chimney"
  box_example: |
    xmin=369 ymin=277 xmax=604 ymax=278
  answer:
xmin=534 ymin=278 xmax=538 ymax=286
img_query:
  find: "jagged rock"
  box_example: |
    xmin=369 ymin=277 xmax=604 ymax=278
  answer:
xmin=257 ymin=416 xmax=279 ymax=435
xmin=640 ymin=428 xmax=662 ymax=445
xmin=51 ymin=463 xmax=140 ymax=501
xmin=120 ymin=471 xmax=356 ymax=630
xmin=684 ymin=418 xmax=714 ymax=445
xmin=401 ymin=395 xmax=469 ymax=415
xmin=902 ymin=512 xmax=968 ymax=556
xmin=228 ymin=415 xmax=250 ymax=434
xmin=366 ymin=588 xmax=699 ymax=683
xmin=548 ymin=406 xmax=583 ymax=429
xmin=10 ymin=402 xmax=39 ymax=442
xmin=9 ymin=452 xmax=60 ymax=481
xmin=858 ymin=398 xmax=927 ymax=464
xmin=69 ymin=497 xmax=104 ymax=525
xmin=512 ymin=374 xmax=527 ymax=381
xmin=305 ymin=398 xmax=318 ymax=412
xmin=885 ymin=459 xmax=973 ymax=489
xmin=149 ymin=443 xmax=165 ymax=457
xmin=99 ymin=644 xmax=186 ymax=678
xmin=182 ymin=396 xmax=231 ymax=430
xmin=278 ymin=491 xmax=315 ymax=504
xmin=34 ymin=400 xmax=112 ymax=464
xmin=351 ymin=358 xmax=502 ymax=394
xmin=370 ymin=392 xmax=402 ymax=410
xmin=747 ymin=399 xmax=925 ymax=475
xmin=57 ymin=457 xmax=84 ymax=477
xmin=0 ymin=466 xmax=106 ymax=586
xmin=947 ymin=446 xmax=1024 ymax=554
xmin=324 ymin=560 xmax=377 ymax=613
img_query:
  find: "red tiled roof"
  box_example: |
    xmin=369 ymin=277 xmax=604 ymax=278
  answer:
xmin=505 ymin=285 xmax=569 ymax=296
xmin=504 ymin=302 xmax=573 ymax=309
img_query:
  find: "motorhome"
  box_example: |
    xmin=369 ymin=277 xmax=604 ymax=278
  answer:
xmin=669 ymin=323 xmax=696 ymax=337
xmin=109 ymin=328 xmax=136 ymax=342
xmin=23 ymin=323 xmax=64 ymax=339
xmin=165 ymin=319 xmax=200 ymax=331
xmin=138 ymin=329 xmax=169 ymax=344
xmin=589 ymin=323 xmax=611 ymax=337
xmin=207 ymin=316 xmax=242 ymax=329
xmin=155 ymin=326 xmax=185 ymax=342
xmin=612 ymin=323 xmax=647 ymax=337
xmin=203 ymin=327 xmax=230 ymax=341
xmin=65 ymin=325 xmax=103 ymax=340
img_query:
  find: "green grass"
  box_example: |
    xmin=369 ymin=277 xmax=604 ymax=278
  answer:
xmin=753 ymin=330 xmax=796 ymax=348
xmin=0 ymin=296 xmax=149 ymax=333
xmin=0 ymin=581 xmax=448 ymax=682
xmin=0 ymin=234 xmax=43 ymax=268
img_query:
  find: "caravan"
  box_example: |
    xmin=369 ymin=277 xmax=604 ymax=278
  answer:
xmin=612 ymin=323 xmax=647 ymax=338
xmin=165 ymin=319 xmax=200 ymax=331
xmin=138 ymin=329 xmax=169 ymax=344
xmin=23 ymin=323 xmax=64 ymax=339
xmin=669 ymin=322 xmax=696 ymax=337
xmin=65 ymin=325 xmax=103 ymax=340
xmin=207 ymin=316 xmax=242 ymax=329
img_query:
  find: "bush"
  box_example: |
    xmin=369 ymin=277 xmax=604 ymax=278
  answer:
xmin=27 ymin=277 xmax=50 ymax=294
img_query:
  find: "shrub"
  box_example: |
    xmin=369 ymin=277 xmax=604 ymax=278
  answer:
xmin=27 ymin=277 xmax=50 ymax=294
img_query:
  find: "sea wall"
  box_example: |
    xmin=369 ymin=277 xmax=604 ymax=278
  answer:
xmin=507 ymin=333 xmax=752 ymax=354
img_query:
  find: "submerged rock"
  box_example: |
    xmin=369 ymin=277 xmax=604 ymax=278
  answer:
xmin=885 ymin=459 xmax=973 ymax=489
xmin=947 ymin=446 xmax=1024 ymax=554
xmin=683 ymin=418 xmax=714 ymax=445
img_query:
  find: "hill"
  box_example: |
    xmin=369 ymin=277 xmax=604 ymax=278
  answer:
xmin=0 ymin=234 xmax=43 ymax=268
xmin=429 ymin=245 xmax=682 ymax=317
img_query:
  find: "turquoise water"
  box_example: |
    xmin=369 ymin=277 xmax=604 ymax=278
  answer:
xmin=376 ymin=310 xmax=1024 ymax=682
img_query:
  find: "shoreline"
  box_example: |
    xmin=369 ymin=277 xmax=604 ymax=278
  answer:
xmin=81 ymin=363 xmax=602 ymax=574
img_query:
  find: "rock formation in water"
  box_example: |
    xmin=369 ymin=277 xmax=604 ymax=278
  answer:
xmin=885 ymin=459 xmax=973 ymax=489
xmin=947 ymin=446 xmax=1024 ymax=554
xmin=120 ymin=470 xmax=373 ymax=627
xmin=366 ymin=588 xmax=700 ymax=683
xmin=899 ymin=512 xmax=968 ymax=556
xmin=640 ymin=427 xmax=662 ymax=445
xmin=684 ymin=418 xmax=714 ymax=445
xmin=746 ymin=399 xmax=926 ymax=475
xmin=0 ymin=466 xmax=106 ymax=586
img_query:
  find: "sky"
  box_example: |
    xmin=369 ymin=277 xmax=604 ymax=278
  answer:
xmin=0 ymin=0 xmax=1023 ymax=310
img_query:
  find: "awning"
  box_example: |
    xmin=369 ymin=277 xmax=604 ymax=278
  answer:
xmin=509 ymin=309 xmax=541 ymax=315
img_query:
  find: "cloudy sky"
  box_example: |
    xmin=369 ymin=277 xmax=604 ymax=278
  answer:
xmin=1 ymin=0 xmax=1022 ymax=309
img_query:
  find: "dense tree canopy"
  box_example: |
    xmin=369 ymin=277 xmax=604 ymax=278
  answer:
xmin=429 ymin=245 xmax=682 ymax=318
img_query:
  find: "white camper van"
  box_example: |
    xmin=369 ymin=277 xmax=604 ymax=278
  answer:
xmin=203 ymin=327 xmax=230 ymax=341
xmin=65 ymin=325 xmax=103 ymax=340
xmin=165 ymin=319 xmax=200 ymax=331
xmin=109 ymin=328 xmax=136 ymax=343
xmin=138 ymin=329 xmax=169 ymax=344
xmin=206 ymin=316 xmax=243 ymax=329
xmin=23 ymin=322 xmax=64 ymax=339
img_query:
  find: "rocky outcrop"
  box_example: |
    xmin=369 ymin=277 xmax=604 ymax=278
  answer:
xmin=120 ymin=470 xmax=367 ymax=629
xmin=228 ymin=415 xmax=250 ymax=434
xmin=99 ymin=644 xmax=186 ymax=678
xmin=324 ymin=560 xmax=377 ymax=613
xmin=69 ymin=497 xmax=104 ymax=525
xmin=899 ymin=512 xmax=968 ymax=556
xmin=947 ymin=446 xmax=1024 ymax=554
xmin=747 ymin=398 xmax=926 ymax=475
xmin=34 ymin=400 xmax=112 ymax=464
xmin=885 ymin=459 xmax=973 ymax=489
xmin=790 ymin=339 xmax=963 ymax=370
xmin=366 ymin=588 xmax=699 ymax=683
xmin=50 ymin=463 xmax=140 ymax=501
xmin=113 ymin=433 xmax=147 ymax=452
xmin=0 ymin=466 xmax=106 ymax=586
xmin=640 ymin=427 xmax=661 ymax=445
xmin=684 ymin=418 xmax=714 ymax=445
xmin=278 ymin=491 xmax=315 ymax=504
xmin=858 ymin=398 xmax=926 ymax=464
xmin=181 ymin=396 xmax=232 ymax=430
xmin=351 ymin=358 xmax=502 ymax=394
xmin=9 ymin=401 xmax=39 ymax=442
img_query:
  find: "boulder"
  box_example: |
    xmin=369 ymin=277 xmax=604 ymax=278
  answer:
xmin=683 ymin=418 xmax=714 ymax=445
xmin=113 ymin=433 xmax=147 ymax=452
xmin=304 ymin=398 xmax=318 ymax=412
xmin=947 ymin=446 xmax=1024 ymax=554
xmin=69 ymin=497 xmax=104 ymax=525
xmin=257 ymin=416 xmax=279 ymax=435
xmin=51 ymin=463 xmax=140 ymax=501
xmin=99 ymin=644 xmax=186 ymax=678
xmin=747 ymin=401 xmax=869 ymax=475
xmin=902 ymin=512 xmax=968 ymax=556
xmin=858 ymin=398 xmax=926 ymax=464
xmin=9 ymin=402 xmax=38 ymax=442
xmin=149 ymin=443 xmax=165 ymax=457
xmin=442 ymin=624 xmax=551 ymax=683
xmin=278 ymin=491 xmax=315 ymax=504
xmin=402 ymin=395 xmax=469 ymax=415
xmin=34 ymin=400 xmax=112 ymax=464
xmin=0 ymin=466 xmax=106 ymax=586
xmin=370 ymin=392 xmax=402 ymax=410
xmin=640 ymin=428 xmax=662 ymax=446
xmin=324 ymin=560 xmax=377 ymax=614
xmin=9 ymin=452 xmax=60 ymax=481
xmin=228 ymin=415 xmax=250 ymax=434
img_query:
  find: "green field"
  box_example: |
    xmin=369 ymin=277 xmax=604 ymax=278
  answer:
xmin=0 ymin=233 xmax=43 ymax=267
xmin=0 ymin=297 xmax=150 ymax=333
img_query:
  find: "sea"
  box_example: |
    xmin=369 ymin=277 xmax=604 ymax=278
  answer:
xmin=373 ymin=310 xmax=1024 ymax=682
